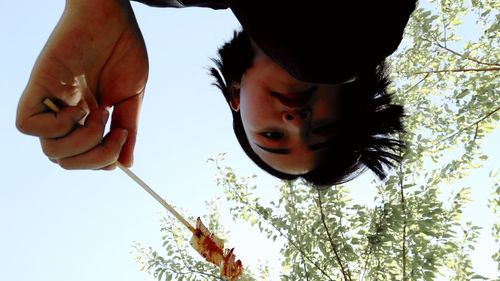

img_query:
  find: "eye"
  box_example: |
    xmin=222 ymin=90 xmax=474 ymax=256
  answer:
xmin=260 ymin=132 xmax=284 ymax=140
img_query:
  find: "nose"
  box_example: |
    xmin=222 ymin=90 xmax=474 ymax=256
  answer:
xmin=282 ymin=109 xmax=311 ymax=126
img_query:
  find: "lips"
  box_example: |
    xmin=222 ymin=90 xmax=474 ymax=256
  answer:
xmin=272 ymin=87 xmax=316 ymax=108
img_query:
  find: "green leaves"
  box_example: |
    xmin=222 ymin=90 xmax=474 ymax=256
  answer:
xmin=131 ymin=0 xmax=498 ymax=280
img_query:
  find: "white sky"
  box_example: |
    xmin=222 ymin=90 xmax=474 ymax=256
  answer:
xmin=0 ymin=1 xmax=498 ymax=281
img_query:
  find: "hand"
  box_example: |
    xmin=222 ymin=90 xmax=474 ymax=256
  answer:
xmin=16 ymin=0 xmax=148 ymax=170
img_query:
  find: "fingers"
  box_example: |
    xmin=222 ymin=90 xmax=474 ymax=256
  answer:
xmin=40 ymin=108 xmax=109 ymax=158
xmin=53 ymin=129 xmax=129 ymax=170
xmin=21 ymin=93 xmax=144 ymax=170
xmin=16 ymin=104 xmax=87 ymax=139
xmin=109 ymin=93 xmax=143 ymax=167
xmin=39 ymin=107 xmax=128 ymax=170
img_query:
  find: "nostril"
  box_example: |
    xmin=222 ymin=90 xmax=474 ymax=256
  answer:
xmin=285 ymin=113 xmax=294 ymax=120
xmin=300 ymin=111 xmax=310 ymax=120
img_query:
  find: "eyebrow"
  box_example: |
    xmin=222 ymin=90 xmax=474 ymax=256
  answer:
xmin=256 ymin=145 xmax=290 ymax=155
xmin=256 ymin=140 xmax=333 ymax=155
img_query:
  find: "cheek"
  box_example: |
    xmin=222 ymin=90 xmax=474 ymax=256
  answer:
xmin=239 ymin=86 xmax=275 ymax=130
xmin=239 ymin=93 xmax=266 ymax=131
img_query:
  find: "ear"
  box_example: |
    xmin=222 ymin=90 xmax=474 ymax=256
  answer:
xmin=229 ymin=82 xmax=241 ymax=112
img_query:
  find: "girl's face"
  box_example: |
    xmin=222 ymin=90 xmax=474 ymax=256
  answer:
xmin=231 ymin=46 xmax=342 ymax=175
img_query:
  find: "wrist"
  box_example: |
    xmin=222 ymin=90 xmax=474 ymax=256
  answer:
xmin=65 ymin=0 xmax=130 ymax=14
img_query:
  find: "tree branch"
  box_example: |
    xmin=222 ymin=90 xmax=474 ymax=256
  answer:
xmin=403 ymin=73 xmax=431 ymax=95
xmin=359 ymin=242 xmax=374 ymax=281
xmin=266 ymin=211 xmax=336 ymax=281
xmin=410 ymin=67 xmax=500 ymax=75
xmin=302 ymin=257 xmax=310 ymax=281
xmin=230 ymin=184 xmax=337 ymax=281
xmin=473 ymin=123 xmax=479 ymax=143
xmin=398 ymin=154 xmax=408 ymax=281
xmin=317 ymin=190 xmax=352 ymax=281
xmin=289 ymin=184 xmax=311 ymax=281
xmin=420 ymin=36 xmax=500 ymax=67
xmin=438 ymin=105 xmax=500 ymax=144
xmin=432 ymin=41 xmax=500 ymax=67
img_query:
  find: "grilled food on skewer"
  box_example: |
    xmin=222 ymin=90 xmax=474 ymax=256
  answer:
xmin=190 ymin=217 xmax=243 ymax=280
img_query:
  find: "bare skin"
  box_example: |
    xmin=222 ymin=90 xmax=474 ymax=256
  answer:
xmin=231 ymin=45 xmax=341 ymax=175
xmin=16 ymin=0 xmax=148 ymax=169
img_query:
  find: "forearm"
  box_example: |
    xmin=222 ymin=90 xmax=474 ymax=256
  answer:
xmin=130 ymin=0 xmax=228 ymax=9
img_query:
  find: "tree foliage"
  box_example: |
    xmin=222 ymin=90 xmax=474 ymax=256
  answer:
xmin=132 ymin=202 xmax=266 ymax=281
xmin=133 ymin=0 xmax=499 ymax=280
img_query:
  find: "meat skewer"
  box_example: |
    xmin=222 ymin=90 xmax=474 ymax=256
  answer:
xmin=115 ymin=162 xmax=243 ymax=280
xmin=42 ymin=88 xmax=243 ymax=280
xmin=190 ymin=217 xmax=243 ymax=280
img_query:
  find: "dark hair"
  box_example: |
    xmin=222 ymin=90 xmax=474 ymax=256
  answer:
xmin=209 ymin=30 xmax=405 ymax=189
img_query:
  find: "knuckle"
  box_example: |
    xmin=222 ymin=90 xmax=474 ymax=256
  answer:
xmin=89 ymin=126 xmax=105 ymax=141
xmin=49 ymin=118 xmax=78 ymax=138
xmin=100 ymin=143 xmax=121 ymax=164
xmin=84 ymin=121 xmax=105 ymax=139
xmin=57 ymin=160 xmax=75 ymax=170
xmin=16 ymin=118 xmax=30 ymax=135
xmin=40 ymin=141 xmax=56 ymax=158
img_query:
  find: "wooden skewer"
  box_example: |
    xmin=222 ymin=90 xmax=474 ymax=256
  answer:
xmin=43 ymin=98 xmax=60 ymax=112
xmin=42 ymin=97 xmax=195 ymax=233
xmin=115 ymin=163 xmax=195 ymax=233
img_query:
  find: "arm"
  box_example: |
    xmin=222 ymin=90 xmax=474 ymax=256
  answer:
xmin=16 ymin=0 xmax=148 ymax=169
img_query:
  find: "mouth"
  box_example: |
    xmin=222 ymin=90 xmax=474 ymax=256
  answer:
xmin=271 ymin=87 xmax=316 ymax=108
